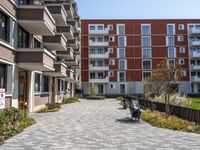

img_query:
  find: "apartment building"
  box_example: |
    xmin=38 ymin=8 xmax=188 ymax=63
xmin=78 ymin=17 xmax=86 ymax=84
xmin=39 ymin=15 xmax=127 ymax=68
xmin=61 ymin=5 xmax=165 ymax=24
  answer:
xmin=81 ymin=19 xmax=200 ymax=95
xmin=0 ymin=0 xmax=81 ymax=112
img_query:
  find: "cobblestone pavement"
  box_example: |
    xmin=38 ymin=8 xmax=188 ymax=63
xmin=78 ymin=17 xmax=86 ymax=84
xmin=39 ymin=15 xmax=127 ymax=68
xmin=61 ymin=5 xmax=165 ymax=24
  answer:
xmin=1 ymin=99 xmax=200 ymax=150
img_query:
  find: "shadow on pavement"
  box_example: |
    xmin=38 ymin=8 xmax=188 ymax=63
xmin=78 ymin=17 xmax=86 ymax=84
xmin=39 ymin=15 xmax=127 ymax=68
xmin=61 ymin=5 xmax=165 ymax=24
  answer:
xmin=115 ymin=117 xmax=141 ymax=124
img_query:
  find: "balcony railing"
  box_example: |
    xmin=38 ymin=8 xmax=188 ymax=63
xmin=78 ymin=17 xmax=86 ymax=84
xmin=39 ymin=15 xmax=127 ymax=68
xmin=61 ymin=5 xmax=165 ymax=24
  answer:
xmin=89 ymin=65 xmax=109 ymax=71
xmin=190 ymin=51 xmax=200 ymax=58
xmin=191 ymin=76 xmax=200 ymax=82
xmin=89 ymin=77 xmax=109 ymax=83
xmin=191 ymin=65 xmax=200 ymax=70
xmin=89 ymin=28 xmax=109 ymax=35
xmin=89 ymin=52 xmax=109 ymax=59
xmin=89 ymin=40 xmax=109 ymax=47
xmin=190 ymin=41 xmax=200 ymax=47
xmin=190 ymin=28 xmax=200 ymax=35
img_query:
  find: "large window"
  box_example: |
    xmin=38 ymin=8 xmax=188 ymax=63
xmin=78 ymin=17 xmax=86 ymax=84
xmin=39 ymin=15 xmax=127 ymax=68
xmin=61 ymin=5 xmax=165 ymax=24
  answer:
xmin=18 ymin=27 xmax=29 ymax=48
xmin=118 ymin=48 xmax=125 ymax=58
xmin=90 ymin=73 xmax=95 ymax=79
xmin=167 ymin=24 xmax=175 ymax=35
xmin=42 ymin=75 xmax=49 ymax=92
xmin=0 ymin=64 xmax=7 ymax=90
xmin=119 ymin=60 xmax=126 ymax=70
xmin=142 ymin=48 xmax=151 ymax=58
xmin=118 ymin=36 xmax=126 ymax=46
xmin=141 ymin=24 xmax=151 ymax=35
xmin=143 ymin=72 xmax=151 ymax=80
xmin=0 ymin=10 xmax=10 ymax=42
xmin=119 ymin=72 xmax=125 ymax=82
xmin=117 ymin=24 xmax=125 ymax=35
xmin=58 ymin=79 xmax=66 ymax=92
xmin=34 ymin=73 xmax=41 ymax=92
xmin=142 ymin=36 xmax=151 ymax=46
xmin=143 ymin=60 xmax=151 ymax=70
xmin=168 ymin=48 xmax=176 ymax=58
xmin=166 ymin=36 xmax=175 ymax=46
xmin=98 ymin=60 xmax=104 ymax=66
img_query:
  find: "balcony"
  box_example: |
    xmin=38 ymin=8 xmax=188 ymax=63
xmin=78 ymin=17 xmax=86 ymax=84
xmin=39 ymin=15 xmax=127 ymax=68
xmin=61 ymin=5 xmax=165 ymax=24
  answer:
xmin=17 ymin=4 xmax=56 ymax=35
xmin=89 ymin=52 xmax=109 ymax=59
xmin=57 ymin=48 xmax=74 ymax=60
xmin=89 ymin=65 xmax=109 ymax=71
xmin=65 ymin=57 xmax=79 ymax=66
xmin=190 ymin=51 xmax=200 ymax=58
xmin=65 ymin=69 xmax=74 ymax=81
xmin=89 ymin=41 xmax=109 ymax=47
xmin=44 ymin=62 xmax=67 ymax=77
xmin=63 ymin=3 xmax=74 ymax=20
xmin=43 ymin=34 xmax=67 ymax=51
xmin=66 ymin=39 xmax=79 ymax=49
xmin=46 ymin=4 xmax=67 ymax=26
xmin=191 ymin=76 xmax=200 ymax=82
xmin=73 ymin=73 xmax=80 ymax=83
xmin=190 ymin=29 xmax=200 ymax=35
xmin=16 ymin=48 xmax=55 ymax=71
xmin=89 ymin=29 xmax=109 ymax=35
xmin=67 ymin=20 xmax=78 ymax=32
xmin=57 ymin=26 xmax=74 ymax=39
xmin=190 ymin=41 xmax=200 ymax=47
xmin=73 ymin=48 xmax=80 ymax=55
xmin=89 ymin=77 xmax=109 ymax=83
xmin=74 ymin=31 xmax=80 ymax=41
xmin=191 ymin=65 xmax=200 ymax=70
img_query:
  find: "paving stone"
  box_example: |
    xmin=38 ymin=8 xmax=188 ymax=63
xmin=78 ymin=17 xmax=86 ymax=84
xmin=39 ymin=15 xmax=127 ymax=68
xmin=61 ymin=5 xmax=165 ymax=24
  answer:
xmin=1 ymin=99 xmax=200 ymax=149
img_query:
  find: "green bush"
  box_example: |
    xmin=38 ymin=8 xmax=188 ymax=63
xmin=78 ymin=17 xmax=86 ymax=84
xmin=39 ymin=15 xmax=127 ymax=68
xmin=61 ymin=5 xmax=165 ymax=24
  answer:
xmin=86 ymin=96 xmax=105 ymax=100
xmin=116 ymin=96 xmax=125 ymax=101
xmin=37 ymin=103 xmax=62 ymax=113
xmin=0 ymin=108 xmax=35 ymax=144
xmin=62 ymin=97 xmax=80 ymax=104
xmin=141 ymin=110 xmax=200 ymax=133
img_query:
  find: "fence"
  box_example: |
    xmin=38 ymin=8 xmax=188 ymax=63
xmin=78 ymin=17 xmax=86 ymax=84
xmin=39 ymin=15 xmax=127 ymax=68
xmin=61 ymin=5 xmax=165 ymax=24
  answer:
xmin=127 ymin=97 xmax=200 ymax=124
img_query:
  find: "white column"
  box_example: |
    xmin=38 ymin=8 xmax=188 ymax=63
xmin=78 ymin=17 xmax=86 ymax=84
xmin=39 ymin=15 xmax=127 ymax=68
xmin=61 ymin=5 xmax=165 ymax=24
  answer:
xmin=28 ymin=71 xmax=35 ymax=112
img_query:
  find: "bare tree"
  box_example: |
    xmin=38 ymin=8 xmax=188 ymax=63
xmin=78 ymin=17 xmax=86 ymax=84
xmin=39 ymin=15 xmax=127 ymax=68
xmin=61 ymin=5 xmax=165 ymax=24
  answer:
xmin=144 ymin=59 xmax=182 ymax=116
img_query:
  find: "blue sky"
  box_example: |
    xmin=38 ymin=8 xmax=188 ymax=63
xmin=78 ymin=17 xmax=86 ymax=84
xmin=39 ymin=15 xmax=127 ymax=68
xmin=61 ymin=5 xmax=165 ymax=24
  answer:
xmin=76 ymin=0 xmax=200 ymax=19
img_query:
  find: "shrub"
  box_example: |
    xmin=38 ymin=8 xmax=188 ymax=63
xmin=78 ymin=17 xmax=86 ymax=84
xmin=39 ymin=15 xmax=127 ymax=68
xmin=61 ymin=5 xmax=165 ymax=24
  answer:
xmin=37 ymin=103 xmax=62 ymax=113
xmin=0 ymin=108 xmax=35 ymax=144
xmin=141 ymin=110 xmax=200 ymax=133
xmin=62 ymin=97 xmax=80 ymax=104
xmin=86 ymin=96 xmax=105 ymax=100
xmin=116 ymin=96 xmax=125 ymax=101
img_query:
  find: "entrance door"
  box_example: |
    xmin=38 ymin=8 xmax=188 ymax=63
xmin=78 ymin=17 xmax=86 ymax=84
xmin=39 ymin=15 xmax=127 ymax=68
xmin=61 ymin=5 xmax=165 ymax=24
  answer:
xmin=98 ymin=84 xmax=104 ymax=94
xmin=18 ymin=71 xmax=28 ymax=111
xmin=120 ymin=84 xmax=125 ymax=94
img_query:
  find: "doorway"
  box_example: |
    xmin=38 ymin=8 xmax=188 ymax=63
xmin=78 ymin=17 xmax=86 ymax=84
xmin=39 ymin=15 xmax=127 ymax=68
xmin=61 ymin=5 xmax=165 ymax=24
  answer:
xmin=18 ymin=70 xmax=28 ymax=111
xmin=120 ymin=84 xmax=125 ymax=94
xmin=98 ymin=84 xmax=104 ymax=94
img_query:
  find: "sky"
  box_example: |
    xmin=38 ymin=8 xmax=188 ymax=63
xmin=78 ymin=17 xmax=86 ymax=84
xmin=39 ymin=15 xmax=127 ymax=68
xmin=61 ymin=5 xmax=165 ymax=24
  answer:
xmin=76 ymin=0 xmax=200 ymax=19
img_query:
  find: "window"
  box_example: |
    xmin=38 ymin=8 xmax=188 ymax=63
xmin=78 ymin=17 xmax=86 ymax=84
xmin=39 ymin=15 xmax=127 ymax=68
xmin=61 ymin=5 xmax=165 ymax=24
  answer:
xmin=118 ymin=48 xmax=125 ymax=58
xmin=118 ymin=36 xmax=126 ymax=46
xmin=117 ymin=24 xmax=125 ymax=35
xmin=143 ymin=72 xmax=151 ymax=80
xmin=142 ymin=36 xmax=151 ymax=46
xmin=179 ymin=47 xmax=185 ymax=53
xmin=181 ymin=71 xmax=187 ymax=77
xmin=42 ymin=75 xmax=49 ymax=92
xmin=58 ymin=79 xmax=65 ymax=92
xmin=0 ymin=10 xmax=10 ymax=42
xmin=179 ymin=59 xmax=185 ymax=65
xmin=119 ymin=72 xmax=125 ymax=82
xmin=167 ymin=59 xmax=175 ymax=67
xmin=109 ymin=59 xmax=115 ymax=65
xmin=98 ymin=48 xmax=104 ymax=54
xmin=89 ymin=25 xmax=95 ymax=30
xmin=34 ymin=38 xmax=41 ymax=48
xmin=109 ymin=71 xmax=114 ymax=77
xmin=90 ymin=48 xmax=96 ymax=54
xmin=98 ymin=72 xmax=104 ymax=79
xmin=143 ymin=60 xmax=151 ymax=70
xmin=119 ymin=60 xmax=126 ymax=70
xmin=168 ymin=48 xmax=176 ymax=58
xmin=90 ymin=37 xmax=95 ymax=42
xmin=108 ymin=48 xmax=113 ymax=53
xmin=108 ymin=24 xmax=113 ymax=30
xmin=34 ymin=73 xmax=41 ymax=92
xmin=90 ymin=61 xmax=95 ymax=66
xmin=110 ymin=84 xmax=114 ymax=89
xmin=18 ymin=27 xmax=29 ymax=48
xmin=166 ymin=36 xmax=175 ymax=46
xmin=109 ymin=36 xmax=115 ymax=42
xmin=0 ymin=64 xmax=7 ymax=89
xmin=90 ymin=73 xmax=95 ymax=79
xmin=142 ymin=48 xmax=151 ymax=58
xmin=141 ymin=24 xmax=151 ymax=35
xmin=97 ymin=37 xmax=103 ymax=42
xmin=167 ymin=24 xmax=175 ymax=35
xmin=98 ymin=60 xmax=103 ymax=66
xmin=97 ymin=25 xmax=104 ymax=30
xmin=178 ymin=36 xmax=184 ymax=42
xmin=178 ymin=24 xmax=184 ymax=30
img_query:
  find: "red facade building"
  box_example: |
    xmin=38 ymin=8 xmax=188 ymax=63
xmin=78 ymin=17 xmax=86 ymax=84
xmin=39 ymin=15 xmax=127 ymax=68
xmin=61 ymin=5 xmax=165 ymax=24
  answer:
xmin=81 ymin=19 xmax=200 ymax=95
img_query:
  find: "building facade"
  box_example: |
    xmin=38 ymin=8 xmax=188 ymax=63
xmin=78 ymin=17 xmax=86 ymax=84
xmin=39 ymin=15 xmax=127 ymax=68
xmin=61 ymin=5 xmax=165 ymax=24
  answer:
xmin=0 ymin=0 xmax=81 ymax=112
xmin=81 ymin=19 xmax=200 ymax=95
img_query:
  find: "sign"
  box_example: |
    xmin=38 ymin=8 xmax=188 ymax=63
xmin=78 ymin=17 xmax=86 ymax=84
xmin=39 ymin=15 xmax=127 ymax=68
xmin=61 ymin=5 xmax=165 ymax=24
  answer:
xmin=0 ymin=88 xmax=5 ymax=109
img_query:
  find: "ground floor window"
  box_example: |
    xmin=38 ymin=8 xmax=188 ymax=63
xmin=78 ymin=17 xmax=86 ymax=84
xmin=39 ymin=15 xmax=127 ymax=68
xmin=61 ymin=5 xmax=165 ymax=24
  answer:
xmin=42 ymin=75 xmax=49 ymax=92
xmin=58 ymin=79 xmax=68 ymax=92
xmin=35 ymin=73 xmax=49 ymax=93
xmin=0 ymin=63 xmax=7 ymax=90
xmin=34 ymin=73 xmax=41 ymax=92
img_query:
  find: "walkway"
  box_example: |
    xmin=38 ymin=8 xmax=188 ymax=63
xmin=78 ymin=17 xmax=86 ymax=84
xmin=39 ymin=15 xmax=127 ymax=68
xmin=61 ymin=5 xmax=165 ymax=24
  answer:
xmin=1 ymin=99 xmax=200 ymax=149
